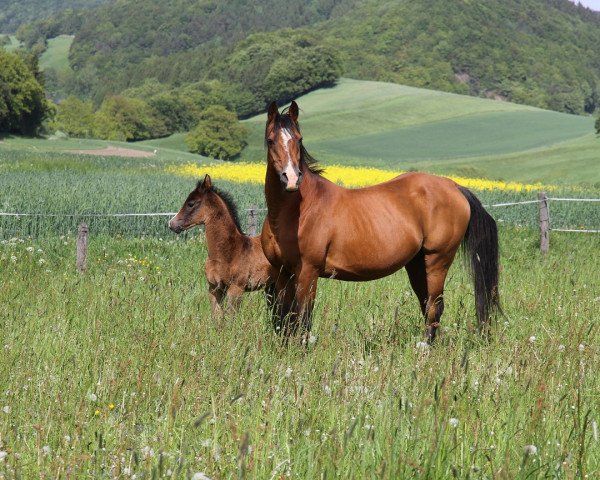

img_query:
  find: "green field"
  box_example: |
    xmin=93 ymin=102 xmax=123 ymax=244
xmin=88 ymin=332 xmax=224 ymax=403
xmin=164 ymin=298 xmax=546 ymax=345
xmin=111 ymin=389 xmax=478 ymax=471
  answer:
xmin=132 ymin=78 xmax=600 ymax=185
xmin=1 ymin=75 xmax=600 ymax=478
xmin=1 ymin=227 xmax=599 ymax=478
xmin=0 ymin=34 xmax=22 ymax=51
xmin=39 ymin=34 xmax=74 ymax=73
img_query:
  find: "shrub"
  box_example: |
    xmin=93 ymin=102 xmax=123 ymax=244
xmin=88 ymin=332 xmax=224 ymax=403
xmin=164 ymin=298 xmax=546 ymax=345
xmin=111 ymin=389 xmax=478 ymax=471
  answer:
xmin=186 ymin=106 xmax=248 ymax=160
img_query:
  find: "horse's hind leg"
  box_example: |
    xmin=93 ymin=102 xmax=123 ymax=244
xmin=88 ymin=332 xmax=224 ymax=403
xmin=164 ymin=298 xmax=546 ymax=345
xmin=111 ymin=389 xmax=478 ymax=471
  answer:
xmin=405 ymin=250 xmax=453 ymax=343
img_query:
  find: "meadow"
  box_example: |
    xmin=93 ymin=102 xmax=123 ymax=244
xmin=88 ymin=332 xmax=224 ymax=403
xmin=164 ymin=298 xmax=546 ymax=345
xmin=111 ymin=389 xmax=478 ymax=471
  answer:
xmin=1 ymin=226 xmax=599 ymax=478
xmin=1 ymin=77 xmax=600 ymax=478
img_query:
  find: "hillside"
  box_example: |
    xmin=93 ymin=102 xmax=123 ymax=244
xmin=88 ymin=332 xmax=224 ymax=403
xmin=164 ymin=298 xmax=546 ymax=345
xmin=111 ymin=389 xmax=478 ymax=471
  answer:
xmin=18 ymin=0 xmax=600 ymax=116
xmin=0 ymin=0 xmax=110 ymax=33
xmin=141 ymin=79 xmax=597 ymax=184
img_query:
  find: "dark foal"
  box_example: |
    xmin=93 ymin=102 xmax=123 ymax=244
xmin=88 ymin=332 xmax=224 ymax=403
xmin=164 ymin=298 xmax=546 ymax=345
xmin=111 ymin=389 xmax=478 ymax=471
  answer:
xmin=169 ymin=175 xmax=275 ymax=314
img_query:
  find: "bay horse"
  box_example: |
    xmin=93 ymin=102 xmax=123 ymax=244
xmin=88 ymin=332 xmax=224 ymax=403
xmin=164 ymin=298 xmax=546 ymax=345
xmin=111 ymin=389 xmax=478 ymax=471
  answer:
xmin=261 ymin=101 xmax=500 ymax=342
xmin=169 ymin=175 xmax=275 ymax=314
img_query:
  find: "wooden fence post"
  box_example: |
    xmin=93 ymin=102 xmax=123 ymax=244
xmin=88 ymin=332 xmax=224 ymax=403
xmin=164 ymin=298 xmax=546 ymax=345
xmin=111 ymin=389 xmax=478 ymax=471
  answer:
xmin=76 ymin=223 xmax=89 ymax=272
xmin=538 ymin=192 xmax=549 ymax=254
xmin=247 ymin=207 xmax=257 ymax=236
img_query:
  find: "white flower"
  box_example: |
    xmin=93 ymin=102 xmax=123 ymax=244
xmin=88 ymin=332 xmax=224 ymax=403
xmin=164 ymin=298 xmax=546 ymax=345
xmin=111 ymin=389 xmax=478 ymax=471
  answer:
xmin=416 ymin=341 xmax=429 ymax=351
xmin=38 ymin=259 xmax=46 ymax=265
xmin=10 ymin=256 xmax=17 ymax=262
xmin=141 ymin=446 xmax=154 ymax=459
xmin=578 ymin=344 xmax=585 ymax=352
xmin=449 ymin=418 xmax=459 ymax=427
xmin=285 ymin=367 xmax=293 ymax=378
xmin=323 ymin=385 xmax=332 ymax=395
xmin=558 ymin=344 xmax=566 ymax=352
xmin=0 ymin=451 xmax=7 ymax=461
xmin=191 ymin=473 xmax=211 ymax=480
xmin=528 ymin=336 xmax=536 ymax=344
xmin=2 ymin=406 xmax=10 ymax=414
xmin=64 ymin=435 xmax=71 ymax=443
xmin=42 ymin=445 xmax=51 ymax=456
xmin=308 ymin=335 xmax=317 ymax=345
xmin=524 ymin=444 xmax=538 ymax=456
xmin=26 ymin=246 xmax=34 ymax=253
xmin=88 ymin=393 xmax=97 ymax=402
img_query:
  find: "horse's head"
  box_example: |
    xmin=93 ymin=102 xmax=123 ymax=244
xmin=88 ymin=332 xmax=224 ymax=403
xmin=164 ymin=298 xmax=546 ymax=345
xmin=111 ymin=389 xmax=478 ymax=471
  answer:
xmin=168 ymin=175 xmax=213 ymax=233
xmin=265 ymin=101 xmax=303 ymax=192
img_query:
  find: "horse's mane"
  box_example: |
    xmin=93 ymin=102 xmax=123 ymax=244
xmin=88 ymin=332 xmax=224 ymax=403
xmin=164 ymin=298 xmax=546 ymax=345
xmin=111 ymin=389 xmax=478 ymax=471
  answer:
xmin=198 ymin=181 xmax=244 ymax=233
xmin=266 ymin=106 xmax=325 ymax=176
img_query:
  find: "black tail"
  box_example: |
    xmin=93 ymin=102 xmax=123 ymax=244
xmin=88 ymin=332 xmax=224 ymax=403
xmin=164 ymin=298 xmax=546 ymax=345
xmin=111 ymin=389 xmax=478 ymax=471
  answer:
xmin=459 ymin=187 xmax=500 ymax=331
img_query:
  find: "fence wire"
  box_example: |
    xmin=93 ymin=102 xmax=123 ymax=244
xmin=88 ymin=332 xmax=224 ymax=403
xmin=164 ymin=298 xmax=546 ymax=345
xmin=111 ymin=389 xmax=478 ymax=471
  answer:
xmin=0 ymin=197 xmax=598 ymax=238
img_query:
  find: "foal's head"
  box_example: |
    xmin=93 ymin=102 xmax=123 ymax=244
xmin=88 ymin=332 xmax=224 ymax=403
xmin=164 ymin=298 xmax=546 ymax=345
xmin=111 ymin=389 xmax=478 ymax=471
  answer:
xmin=168 ymin=175 xmax=214 ymax=233
xmin=265 ymin=101 xmax=304 ymax=192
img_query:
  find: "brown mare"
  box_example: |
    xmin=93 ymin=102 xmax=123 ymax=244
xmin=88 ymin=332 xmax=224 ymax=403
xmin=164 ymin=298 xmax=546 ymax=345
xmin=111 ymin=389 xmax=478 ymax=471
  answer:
xmin=261 ymin=101 xmax=500 ymax=341
xmin=169 ymin=175 xmax=275 ymax=314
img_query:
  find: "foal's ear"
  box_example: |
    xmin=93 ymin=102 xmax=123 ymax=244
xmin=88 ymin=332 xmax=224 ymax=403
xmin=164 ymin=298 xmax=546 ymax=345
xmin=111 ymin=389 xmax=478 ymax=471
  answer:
xmin=201 ymin=174 xmax=212 ymax=190
xmin=267 ymin=101 xmax=279 ymax=123
xmin=289 ymin=101 xmax=299 ymax=123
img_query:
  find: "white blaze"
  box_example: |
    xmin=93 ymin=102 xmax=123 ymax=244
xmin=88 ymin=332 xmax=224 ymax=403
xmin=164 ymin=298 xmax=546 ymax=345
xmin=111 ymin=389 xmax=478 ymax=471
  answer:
xmin=280 ymin=128 xmax=299 ymax=190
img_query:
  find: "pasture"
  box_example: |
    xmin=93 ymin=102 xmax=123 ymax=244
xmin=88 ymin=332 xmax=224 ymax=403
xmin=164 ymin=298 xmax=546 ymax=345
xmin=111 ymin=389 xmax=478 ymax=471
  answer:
xmin=1 ymin=76 xmax=600 ymax=477
xmin=1 ymin=227 xmax=599 ymax=478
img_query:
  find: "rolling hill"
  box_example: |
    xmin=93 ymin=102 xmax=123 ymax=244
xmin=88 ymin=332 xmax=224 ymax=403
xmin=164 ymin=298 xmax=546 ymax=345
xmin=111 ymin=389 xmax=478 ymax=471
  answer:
xmin=139 ymin=79 xmax=598 ymax=184
xmin=17 ymin=0 xmax=600 ymax=116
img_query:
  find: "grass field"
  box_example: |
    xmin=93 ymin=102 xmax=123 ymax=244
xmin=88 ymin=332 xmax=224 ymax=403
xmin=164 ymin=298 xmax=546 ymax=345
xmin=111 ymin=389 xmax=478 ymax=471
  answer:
xmin=1 ymin=227 xmax=599 ymax=478
xmin=1 ymin=75 xmax=599 ymax=477
xmin=39 ymin=35 xmax=74 ymax=73
xmin=0 ymin=34 xmax=22 ymax=51
xmin=133 ymin=79 xmax=600 ymax=185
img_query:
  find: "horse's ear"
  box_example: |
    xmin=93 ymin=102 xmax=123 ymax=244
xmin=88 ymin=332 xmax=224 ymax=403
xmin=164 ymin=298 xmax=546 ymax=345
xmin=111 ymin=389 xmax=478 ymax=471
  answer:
xmin=267 ymin=102 xmax=279 ymax=123
xmin=289 ymin=101 xmax=299 ymax=123
xmin=202 ymin=174 xmax=212 ymax=190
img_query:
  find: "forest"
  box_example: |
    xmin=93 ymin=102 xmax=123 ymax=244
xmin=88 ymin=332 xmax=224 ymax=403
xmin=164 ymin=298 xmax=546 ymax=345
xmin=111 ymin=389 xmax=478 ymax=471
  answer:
xmin=4 ymin=0 xmax=600 ymax=145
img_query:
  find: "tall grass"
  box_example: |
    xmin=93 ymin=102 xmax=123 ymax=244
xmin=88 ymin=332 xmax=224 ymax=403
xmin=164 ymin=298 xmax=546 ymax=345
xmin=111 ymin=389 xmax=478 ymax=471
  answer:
xmin=0 ymin=227 xmax=598 ymax=478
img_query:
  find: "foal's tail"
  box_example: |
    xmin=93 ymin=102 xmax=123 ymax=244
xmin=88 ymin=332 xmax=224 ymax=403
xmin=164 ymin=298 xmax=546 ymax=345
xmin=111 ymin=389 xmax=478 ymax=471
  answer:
xmin=459 ymin=187 xmax=500 ymax=330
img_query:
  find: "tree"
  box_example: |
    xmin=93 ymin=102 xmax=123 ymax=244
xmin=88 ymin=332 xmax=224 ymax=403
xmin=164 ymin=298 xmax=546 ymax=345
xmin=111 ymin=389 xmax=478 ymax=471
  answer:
xmin=595 ymin=115 xmax=600 ymax=135
xmin=50 ymin=96 xmax=95 ymax=137
xmin=93 ymin=95 xmax=167 ymax=141
xmin=0 ymin=49 xmax=52 ymax=135
xmin=186 ymin=106 xmax=248 ymax=160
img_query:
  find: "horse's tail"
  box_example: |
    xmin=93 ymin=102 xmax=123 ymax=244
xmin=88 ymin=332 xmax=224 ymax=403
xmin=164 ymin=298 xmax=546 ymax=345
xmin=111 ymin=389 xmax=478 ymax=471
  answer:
xmin=459 ymin=186 xmax=500 ymax=330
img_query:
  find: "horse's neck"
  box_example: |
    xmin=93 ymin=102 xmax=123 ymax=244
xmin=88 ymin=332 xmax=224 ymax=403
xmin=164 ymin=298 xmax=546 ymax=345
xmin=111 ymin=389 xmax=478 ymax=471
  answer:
xmin=265 ymin=162 xmax=302 ymax=229
xmin=204 ymin=199 xmax=245 ymax=259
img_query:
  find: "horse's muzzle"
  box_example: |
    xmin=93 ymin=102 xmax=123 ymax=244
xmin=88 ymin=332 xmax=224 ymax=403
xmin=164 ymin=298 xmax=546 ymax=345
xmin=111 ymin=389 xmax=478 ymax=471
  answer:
xmin=280 ymin=169 xmax=303 ymax=192
xmin=168 ymin=218 xmax=184 ymax=234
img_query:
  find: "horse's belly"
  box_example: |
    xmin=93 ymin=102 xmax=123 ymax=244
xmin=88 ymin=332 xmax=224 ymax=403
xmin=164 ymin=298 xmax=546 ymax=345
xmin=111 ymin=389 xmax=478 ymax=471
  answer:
xmin=323 ymin=241 xmax=420 ymax=281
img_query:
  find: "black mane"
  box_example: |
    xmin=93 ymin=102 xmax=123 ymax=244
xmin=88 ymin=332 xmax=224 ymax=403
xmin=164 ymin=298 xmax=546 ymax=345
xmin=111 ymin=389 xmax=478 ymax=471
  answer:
xmin=198 ymin=182 xmax=245 ymax=233
xmin=266 ymin=107 xmax=325 ymax=176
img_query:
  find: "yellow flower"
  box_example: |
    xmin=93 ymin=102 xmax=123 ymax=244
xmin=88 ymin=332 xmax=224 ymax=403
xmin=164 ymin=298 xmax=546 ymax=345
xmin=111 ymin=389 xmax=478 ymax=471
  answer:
xmin=94 ymin=410 xmax=100 ymax=415
xmin=108 ymin=403 xmax=115 ymax=410
xmin=166 ymin=162 xmax=556 ymax=193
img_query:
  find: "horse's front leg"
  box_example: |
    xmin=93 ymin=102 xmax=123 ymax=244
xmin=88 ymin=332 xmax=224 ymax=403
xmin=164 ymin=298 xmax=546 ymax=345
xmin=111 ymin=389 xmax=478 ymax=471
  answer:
xmin=294 ymin=263 xmax=319 ymax=341
xmin=208 ymin=282 xmax=225 ymax=316
xmin=225 ymin=284 xmax=244 ymax=311
xmin=271 ymin=270 xmax=296 ymax=337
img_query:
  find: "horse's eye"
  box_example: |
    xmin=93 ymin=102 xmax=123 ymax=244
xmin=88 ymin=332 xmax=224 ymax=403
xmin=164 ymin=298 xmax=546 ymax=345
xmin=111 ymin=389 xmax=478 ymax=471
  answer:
xmin=267 ymin=138 xmax=275 ymax=146
xmin=187 ymin=201 xmax=196 ymax=208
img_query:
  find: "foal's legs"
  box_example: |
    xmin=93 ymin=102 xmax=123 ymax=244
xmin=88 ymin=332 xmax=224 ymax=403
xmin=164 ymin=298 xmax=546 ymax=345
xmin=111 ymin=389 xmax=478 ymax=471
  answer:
xmin=208 ymin=283 xmax=225 ymax=315
xmin=405 ymin=250 xmax=454 ymax=343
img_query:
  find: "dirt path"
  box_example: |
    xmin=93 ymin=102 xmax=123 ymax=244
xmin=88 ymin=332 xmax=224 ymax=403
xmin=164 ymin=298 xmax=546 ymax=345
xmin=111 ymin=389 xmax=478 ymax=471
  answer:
xmin=67 ymin=146 xmax=156 ymax=157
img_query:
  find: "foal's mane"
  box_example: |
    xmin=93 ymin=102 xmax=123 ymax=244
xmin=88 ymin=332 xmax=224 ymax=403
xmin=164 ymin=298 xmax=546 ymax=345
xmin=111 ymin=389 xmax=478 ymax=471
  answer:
xmin=266 ymin=106 xmax=325 ymax=176
xmin=199 ymin=181 xmax=244 ymax=233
